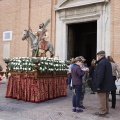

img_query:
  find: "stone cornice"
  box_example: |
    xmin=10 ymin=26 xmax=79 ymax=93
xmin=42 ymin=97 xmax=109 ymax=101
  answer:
xmin=55 ymin=0 xmax=109 ymax=11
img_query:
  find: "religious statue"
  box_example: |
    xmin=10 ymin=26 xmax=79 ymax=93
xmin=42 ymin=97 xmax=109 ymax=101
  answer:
xmin=22 ymin=19 xmax=54 ymax=57
xmin=36 ymin=23 xmax=49 ymax=57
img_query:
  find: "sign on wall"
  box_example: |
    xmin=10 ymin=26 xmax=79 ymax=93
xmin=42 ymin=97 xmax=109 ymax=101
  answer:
xmin=3 ymin=31 xmax=12 ymax=41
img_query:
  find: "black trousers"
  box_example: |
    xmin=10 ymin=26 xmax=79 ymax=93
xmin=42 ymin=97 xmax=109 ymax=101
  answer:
xmin=111 ymin=76 xmax=116 ymax=108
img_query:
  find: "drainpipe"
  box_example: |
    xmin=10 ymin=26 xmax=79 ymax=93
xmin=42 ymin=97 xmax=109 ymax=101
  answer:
xmin=51 ymin=0 xmax=56 ymax=55
xmin=53 ymin=0 xmax=57 ymax=55
xmin=50 ymin=0 xmax=53 ymax=43
xmin=27 ymin=0 xmax=31 ymax=57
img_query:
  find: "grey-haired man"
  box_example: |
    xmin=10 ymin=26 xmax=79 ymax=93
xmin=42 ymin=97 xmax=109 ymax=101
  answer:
xmin=93 ymin=51 xmax=116 ymax=117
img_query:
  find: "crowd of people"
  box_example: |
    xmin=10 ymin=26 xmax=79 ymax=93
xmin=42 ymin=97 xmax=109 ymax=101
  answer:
xmin=66 ymin=50 xmax=120 ymax=117
xmin=0 ymin=50 xmax=120 ymax=117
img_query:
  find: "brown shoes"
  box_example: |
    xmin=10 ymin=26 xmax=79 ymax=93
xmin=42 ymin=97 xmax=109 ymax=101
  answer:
xmin=80 ymin=105 xmax=86 ymax=109
xmin=93 ymin=112 xmax=109 ymax=117
xmin=93 ymin=112 xmax=100 ymax=115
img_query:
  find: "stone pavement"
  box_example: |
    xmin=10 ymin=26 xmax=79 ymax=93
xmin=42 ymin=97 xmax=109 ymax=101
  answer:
xmin=0 ymin=84 xmax=120 ymax=120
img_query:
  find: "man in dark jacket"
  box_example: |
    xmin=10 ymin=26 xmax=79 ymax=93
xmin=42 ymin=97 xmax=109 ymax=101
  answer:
xmin=93 ymin=51 xmax=116 ymax=117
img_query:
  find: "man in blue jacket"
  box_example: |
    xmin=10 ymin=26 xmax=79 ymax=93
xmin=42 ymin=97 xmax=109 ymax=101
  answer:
xmin=93 ymin=51 xmax=116 ymax=117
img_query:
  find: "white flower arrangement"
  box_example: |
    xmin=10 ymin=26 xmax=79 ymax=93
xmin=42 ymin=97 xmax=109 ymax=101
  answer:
xmin=3 ymin=57 xmax=68 ymax=73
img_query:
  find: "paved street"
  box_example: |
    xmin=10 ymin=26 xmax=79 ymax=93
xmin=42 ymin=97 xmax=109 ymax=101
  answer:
xmin=0 ymin=83 xmax=120 ymax=120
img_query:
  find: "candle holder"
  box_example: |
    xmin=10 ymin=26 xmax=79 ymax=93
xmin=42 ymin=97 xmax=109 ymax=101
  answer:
xmin=31 ymin=57 xmax=40 ymax=78
xmin=3 ymin=58 xmax=11 ymax=78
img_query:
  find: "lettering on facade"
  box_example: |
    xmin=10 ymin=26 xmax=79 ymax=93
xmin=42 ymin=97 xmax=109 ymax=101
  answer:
xmin=59 ymin=4 xmax=102 ymax=18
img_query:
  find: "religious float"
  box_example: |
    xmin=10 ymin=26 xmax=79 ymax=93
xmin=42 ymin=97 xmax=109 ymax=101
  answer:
xmin=3 ymin=19 xmax=68 ymax=102
xmin=4 ymin=57 xmax=68 ymax=103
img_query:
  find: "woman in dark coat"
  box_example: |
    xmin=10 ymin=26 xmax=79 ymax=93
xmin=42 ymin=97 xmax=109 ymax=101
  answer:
xmin=107 ymin=56 xmax=120 ymax=108
xmin=71 ymin=57 xmax=88 ymax=113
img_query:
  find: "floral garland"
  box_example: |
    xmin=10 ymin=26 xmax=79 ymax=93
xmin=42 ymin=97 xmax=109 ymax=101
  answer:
xmin=3 ymin=57 xmax=68 ymax=73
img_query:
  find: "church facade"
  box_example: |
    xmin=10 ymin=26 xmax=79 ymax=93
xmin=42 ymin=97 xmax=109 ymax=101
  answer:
xmin=0 ymin=0 xmax=120 ymax=67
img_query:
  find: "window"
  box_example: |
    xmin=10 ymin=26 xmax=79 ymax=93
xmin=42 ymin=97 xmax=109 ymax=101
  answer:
xmin=3 ymin=31 xmax=12 ymax=41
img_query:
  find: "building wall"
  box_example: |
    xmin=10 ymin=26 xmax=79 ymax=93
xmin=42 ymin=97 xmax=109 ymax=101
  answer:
xmin=0 ymin=0 xmax=57 ymax=69
xmin=110 ymin=0 xmax=120 ymax=66
xmin=1 ymin=0 xmax=120 ymax=68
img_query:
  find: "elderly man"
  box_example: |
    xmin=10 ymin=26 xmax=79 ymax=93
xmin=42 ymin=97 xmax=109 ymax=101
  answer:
xmin=93 ymin=51 xmax=116 ymax=117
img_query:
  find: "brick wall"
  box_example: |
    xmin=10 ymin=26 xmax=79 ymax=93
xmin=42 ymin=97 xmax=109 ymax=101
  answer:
xmin=0 ymin=0 xmax=56 ymax=68
xmin=1 ymin=0 xmax=120 ymax=68
xmin=110 ymin=0 xmax=120 ymax=66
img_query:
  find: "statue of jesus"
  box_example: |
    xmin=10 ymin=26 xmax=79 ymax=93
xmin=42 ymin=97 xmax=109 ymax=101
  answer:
xmin=36 ymin=23 xmax=49 ymax=57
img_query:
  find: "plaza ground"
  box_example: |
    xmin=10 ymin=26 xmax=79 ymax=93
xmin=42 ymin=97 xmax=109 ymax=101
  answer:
xmin=0 ymin=84 xmax=120 ymax=120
